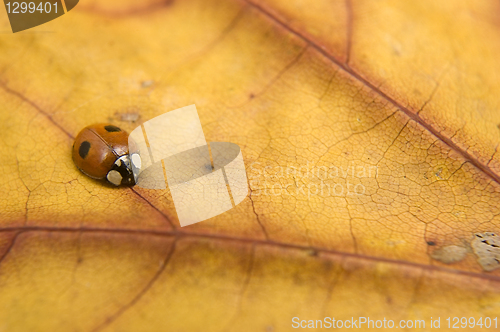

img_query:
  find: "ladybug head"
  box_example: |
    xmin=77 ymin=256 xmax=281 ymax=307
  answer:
xmin=106 ymin=155 xmax=137 ymax=186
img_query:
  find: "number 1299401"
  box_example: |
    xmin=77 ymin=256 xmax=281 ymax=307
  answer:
xmin=5 ymin=2 xmax=58 ymax=14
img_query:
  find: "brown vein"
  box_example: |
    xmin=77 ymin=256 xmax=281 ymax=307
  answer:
xmin=0 ymin=232 xmax=20 ymax=266
xmin=0 ymin=225 xmax=499 ymax=283
xmin=241 ymin=0 xmax=500 ymax=187
xmin=0 ymin=81 xmax=73 ymax=138
xmin=345 ymin=0 xmax=353 ymax=64
xmin=0 ymin=83 xmax=175 ymax=229
xmin=1 ymin=0 xmax=499 ymax=291
xmin=92 ymin=239 xmax=177 ymax=332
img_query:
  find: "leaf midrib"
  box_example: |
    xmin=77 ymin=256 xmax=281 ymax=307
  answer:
xmin=1 ymin=225 xmax=499 ymax=282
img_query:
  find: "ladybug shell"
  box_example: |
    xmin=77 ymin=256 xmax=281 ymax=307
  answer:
xmin=72 ymin=124 xmax=129 ymax=180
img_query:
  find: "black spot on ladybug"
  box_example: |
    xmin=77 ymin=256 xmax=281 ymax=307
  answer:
xmin=79 ymin=141 xmax=91 ymax=159
xmin=104 ymin=125 xmax=122 ymax=132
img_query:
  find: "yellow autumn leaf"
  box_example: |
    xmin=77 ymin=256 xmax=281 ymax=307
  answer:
xmin=1 ymin=0 xmax=500 ymax=331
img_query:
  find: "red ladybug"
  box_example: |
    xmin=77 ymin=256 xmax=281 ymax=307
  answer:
xmin=72 ymin=124 xmax=139 ymax=186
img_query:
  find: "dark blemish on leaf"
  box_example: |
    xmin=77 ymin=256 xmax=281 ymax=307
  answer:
xmin=427 ymin=241 xmax=436 ymax=246
xmin=79 ymin=141 xmax=91 ymax=159
xmin=104 ymin=125 xmax=122 ymax=132
xmin=307 ymin=249 xmax=318 ymax=256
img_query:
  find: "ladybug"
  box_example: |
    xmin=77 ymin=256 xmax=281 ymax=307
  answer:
xmin=72 ymin=124 xmax=141 ymax=186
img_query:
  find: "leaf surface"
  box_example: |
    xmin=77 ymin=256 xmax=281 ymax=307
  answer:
xmin=1 ymin=0 xmax=500 ymax=330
